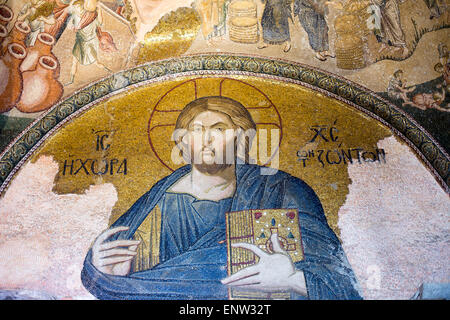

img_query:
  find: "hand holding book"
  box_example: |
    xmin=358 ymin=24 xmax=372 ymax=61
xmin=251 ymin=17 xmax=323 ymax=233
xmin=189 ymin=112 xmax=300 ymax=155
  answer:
xmin=221 ymin=233 xmax=307 ymax=297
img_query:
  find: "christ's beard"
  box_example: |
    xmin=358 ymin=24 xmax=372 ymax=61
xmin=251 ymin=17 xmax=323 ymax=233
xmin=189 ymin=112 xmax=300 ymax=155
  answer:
xmin=190 ymin=147 xmax=234 ymax=175
xmin=194 ymin=162 xmax=233 ymax=175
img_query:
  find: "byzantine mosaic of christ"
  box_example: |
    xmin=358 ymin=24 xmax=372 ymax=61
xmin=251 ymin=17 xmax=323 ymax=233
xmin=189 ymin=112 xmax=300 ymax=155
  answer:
xmin=81 ymin=96 xmax=362 ymax=300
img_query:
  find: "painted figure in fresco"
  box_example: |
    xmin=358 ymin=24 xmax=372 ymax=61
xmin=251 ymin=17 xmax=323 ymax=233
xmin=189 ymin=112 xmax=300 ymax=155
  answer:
xmin=387 ymin=69 xmax=415 ymax=103
xmin=195 ymin=0 xmax=228 ymax=44
xmin=17 ymin=0 xmax=56 ymax=46
xmin=434 ymin=62 xmax=449 ymax=93
xmin=434 ymin=44 xmax=449 ymax=91
xmin=371 ymin=0 xmax=408 ymax=57
xmin=257 ymin=0 xmax=292 ymax=52
xmin=402 ymin=86 xmax=449 ymax=112
xmin=293 ymin=0 xmax=338 ymax=61
xmin=438 ymin=43 xmax=449 ymax=66
xmin=65 ymin=0 xmax=112 ymax=86
xmin=81 ymin=96 xmax=362 ymax=300
xmin=115 ymin=0 xmax=128 ymax=16
xmin=423 ymin=0 xmax=447 ymax=20
xmin=46 ymin=0 xmax=73 ymax=42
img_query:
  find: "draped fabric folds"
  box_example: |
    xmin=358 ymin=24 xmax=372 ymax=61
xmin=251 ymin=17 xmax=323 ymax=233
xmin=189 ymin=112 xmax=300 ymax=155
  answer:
xmin=81 ymin=164 xmax=363 ymax=300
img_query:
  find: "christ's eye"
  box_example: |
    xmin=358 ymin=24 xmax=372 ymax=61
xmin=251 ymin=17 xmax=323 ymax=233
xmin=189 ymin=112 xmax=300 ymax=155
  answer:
xmin=191 ymin=126 xmax=203 ymax=133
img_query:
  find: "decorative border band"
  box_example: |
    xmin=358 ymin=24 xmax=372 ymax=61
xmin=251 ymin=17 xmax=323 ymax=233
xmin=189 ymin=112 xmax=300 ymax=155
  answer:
xmin=0 ymin=54 xmax=448 ymax=194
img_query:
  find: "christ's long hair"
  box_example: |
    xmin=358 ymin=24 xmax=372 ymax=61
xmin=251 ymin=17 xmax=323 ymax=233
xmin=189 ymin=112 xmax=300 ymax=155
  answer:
xmin=173 ymin=96 xmax=257 ymax=164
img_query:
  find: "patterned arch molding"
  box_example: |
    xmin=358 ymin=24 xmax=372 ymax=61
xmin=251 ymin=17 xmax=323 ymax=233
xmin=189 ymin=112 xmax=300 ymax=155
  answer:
xmin=0 ymin=54 xmax=448 ymax=195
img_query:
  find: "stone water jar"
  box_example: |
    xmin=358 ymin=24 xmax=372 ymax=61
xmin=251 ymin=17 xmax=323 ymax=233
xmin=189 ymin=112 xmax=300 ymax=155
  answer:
xmin=1 ymin=20 xmax=31 ymax=54
xmin=10 ymin=20 xmax=31 ymax=47
xmin=0 ymin=43 xmax=27 ymax=113
xmin=16 ymin=55 xmax=63 ymax=113
xmin=0 ymin=4 xmax=13 ymax=26
xmin=0 ymin=24 xmax=7 ymax=47
xmin=20 ymin=32 xmax=60 ymax=78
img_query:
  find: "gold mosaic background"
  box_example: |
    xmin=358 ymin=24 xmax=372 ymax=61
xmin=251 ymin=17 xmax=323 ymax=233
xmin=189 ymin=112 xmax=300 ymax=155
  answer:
xmin=30 ymin=75 xmax=393 ymax=236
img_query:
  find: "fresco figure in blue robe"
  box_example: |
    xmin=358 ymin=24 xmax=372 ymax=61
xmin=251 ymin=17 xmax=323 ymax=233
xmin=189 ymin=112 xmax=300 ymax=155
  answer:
xmin=293 ymin=0 xmax=335 ymax=61
xmin=81 ymin=96 xmax=363 ymax=300
xmin=258 ymin=0 xmax=293 ymax=52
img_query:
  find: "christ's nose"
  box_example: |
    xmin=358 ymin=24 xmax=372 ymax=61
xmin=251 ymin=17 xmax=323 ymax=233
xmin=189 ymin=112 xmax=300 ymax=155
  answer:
xmin=203 ymin=129 xmax=214 ymax=146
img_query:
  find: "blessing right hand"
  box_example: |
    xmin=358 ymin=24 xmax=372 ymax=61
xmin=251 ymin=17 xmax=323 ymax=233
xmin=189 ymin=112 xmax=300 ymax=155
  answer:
xmin=91 ymin=226 xmax=140 ymax=276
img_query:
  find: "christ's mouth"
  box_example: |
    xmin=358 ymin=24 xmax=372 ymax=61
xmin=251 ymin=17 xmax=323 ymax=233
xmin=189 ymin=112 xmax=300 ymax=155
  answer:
xmin=201 ymin=148 xmax=215 ymax=155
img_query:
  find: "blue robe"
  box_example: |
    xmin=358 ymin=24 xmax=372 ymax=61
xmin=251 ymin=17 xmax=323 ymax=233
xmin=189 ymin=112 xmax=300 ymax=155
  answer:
xmin=294 ymin=0 xmax=329 ymax=52
xmin=81 ymin=164 xmax=363 ymax=300
xmin=261 ymin=0 xmax=292 ymax=44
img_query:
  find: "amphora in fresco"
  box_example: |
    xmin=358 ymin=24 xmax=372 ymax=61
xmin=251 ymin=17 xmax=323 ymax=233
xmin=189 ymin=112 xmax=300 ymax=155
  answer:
xmin=16 ymin=55 xmax=63 ymax=113
xmin=0 ymin=43 xmax=27 ymax=113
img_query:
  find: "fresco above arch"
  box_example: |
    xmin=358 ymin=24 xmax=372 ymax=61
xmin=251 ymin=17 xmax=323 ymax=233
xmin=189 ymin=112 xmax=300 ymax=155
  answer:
xmin=0 ymin=0 xmax=449 ymax=152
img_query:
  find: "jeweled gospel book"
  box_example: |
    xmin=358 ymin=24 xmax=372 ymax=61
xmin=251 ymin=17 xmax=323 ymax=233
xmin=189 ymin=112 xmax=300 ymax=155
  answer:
xmin=225 ymin=209 xmax=304 ymax=300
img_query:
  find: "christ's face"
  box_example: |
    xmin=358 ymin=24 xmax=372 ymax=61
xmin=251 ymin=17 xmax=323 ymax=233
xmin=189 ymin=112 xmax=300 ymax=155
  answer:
xmin=183 ymin=111 xmax=237 ymax=169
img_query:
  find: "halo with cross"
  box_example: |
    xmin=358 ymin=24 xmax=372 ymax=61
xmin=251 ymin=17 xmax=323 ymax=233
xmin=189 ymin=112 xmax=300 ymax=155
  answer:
xmin=147 ymin=77 xmax=283 ymax=172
